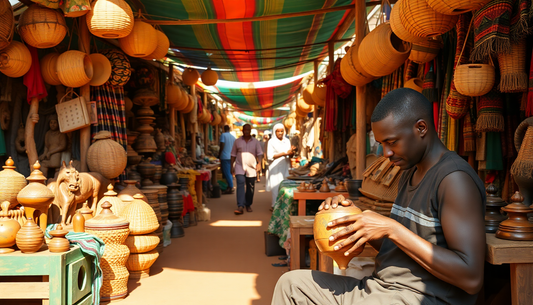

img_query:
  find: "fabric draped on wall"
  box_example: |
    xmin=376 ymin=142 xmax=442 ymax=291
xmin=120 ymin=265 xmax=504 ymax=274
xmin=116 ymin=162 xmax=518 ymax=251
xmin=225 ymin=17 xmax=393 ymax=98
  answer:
xmin=90 ymin=85 xmax=127 ymax=150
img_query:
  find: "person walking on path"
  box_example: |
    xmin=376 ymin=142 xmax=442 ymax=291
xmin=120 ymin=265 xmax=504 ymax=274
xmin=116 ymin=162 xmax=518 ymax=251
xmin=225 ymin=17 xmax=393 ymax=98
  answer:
xmin=219 ymin=125 xmax=236 ymax=194
xmin=266 ymin=124 xmax=295 ymax=212
xmin=231 ymin=124 xmax=263 ymax=215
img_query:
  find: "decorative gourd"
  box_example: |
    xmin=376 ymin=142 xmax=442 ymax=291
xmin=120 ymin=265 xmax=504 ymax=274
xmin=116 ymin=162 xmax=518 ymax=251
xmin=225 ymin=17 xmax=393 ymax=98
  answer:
xmin=296 ymin=97 xmax=313 ymax=114
xmin=18 ymin=5 xmax=67 ymax=49
xmin=40 ymin=53 xmax=62 ymax=86
xmin=182 ymin=68 xmax=200 ymax=86
xmin=100 ymin=49 xmax=131 ymax=86
xmin=86 ymin=0 xmax=134 ymax=39
xmin=181 ymin=94 xmax=195 ymax=114
xmin=404 ymin=78 xmax=424 ymax=93
xmin=87 ymin=131 xmax=127 ymax=179
xmin=166 ymin=82 xmax=181 ymax=106
xmin=303 ymin=84 xmax=315 ymax=105
xmin=409 ymin=37 xmax=443 ymax=64
xmin=0 ymin=41 xmax=31 ymax=78
xmin=201 ymin=67 xmax=218 ymax=86
xmin=15 ymin=217 xmax=44 ymax=253
xmin=119 ymin=20 xmax=157 ymax=58
xmin=143 ymin=30 xmax=170 ymax=60
xmin=0 ymin=201 xmax=20 ymax=254
xmin=312 ymin=83 xmax=327 ymax=107
xmin=340 ymin=44 xmax=376 ymax=87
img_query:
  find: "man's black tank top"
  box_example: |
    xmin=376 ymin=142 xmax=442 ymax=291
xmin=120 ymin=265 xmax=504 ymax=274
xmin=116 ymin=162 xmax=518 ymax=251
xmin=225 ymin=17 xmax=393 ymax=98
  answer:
xmin=374 ymin=151 xmax=486 ymax=305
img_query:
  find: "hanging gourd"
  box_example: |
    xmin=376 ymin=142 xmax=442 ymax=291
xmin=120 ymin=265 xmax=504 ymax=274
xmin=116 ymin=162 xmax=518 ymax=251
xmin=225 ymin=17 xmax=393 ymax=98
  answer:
xmin=201 ymin=67 xmax=218 ymax=86
xmin=56 ymin=50 xmax=93 ymax=88
xmin=18 ymin=5 xmax=67 ymax=49
xmin=296 ymin=97 xmax=313 ymax=114
xmin=390 ymin=0 xmax=426 ymax=43
xmin=340 ymin=44 xmax=376 ymax=86
xmin=100 ymin=49 xmax=131 ymax=86
xmin=173 ymin=88 xmax=189 ymax=111
xmin=40 ymin=53 xmax=62 ymax=86
xmin=399 ymin=0 xmax=459 ymax=38
xmin=426 ymin=0 xmax=490 ymax=15
xmin=166 ymin=82 xmax=180 ymax=106
xmin=119 ymin=20 xmax=157 ymax=58
xmin=409 ymin=37 xmax=443 ymax=64
xmin=303 ymin=84 xmax=315 ymax=106
xmin=403 ymin=78 xmax=424 ymax=93
xmin=143 ymin=30 xmax=170 ymax=60
xmin=312 ymin=83 xmax=327 ymax=107
xmin=87 ymin=131 xmax=127 ymax=179
xmin=182 ymin=68 xmax=200 ymax=86
xmin=0 ymin=41 xmax=32 ymax=78
xmin=181 ymin=94 xmax=195 ymax=114
xmin=0 ymin=0 xmax=14 ymax=50
xmin=86 ymin=0 xmax=134 ymax=38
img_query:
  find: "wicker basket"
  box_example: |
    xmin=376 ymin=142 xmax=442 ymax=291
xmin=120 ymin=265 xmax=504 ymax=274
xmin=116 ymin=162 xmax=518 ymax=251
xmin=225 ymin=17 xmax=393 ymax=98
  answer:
xmin=0 ymin=0 xmax=14 ymax=50
xmin=86 ymin=0 xmax=134 ymax=39
xmin=126 ymin=250 xmax=159 ymax=279
xmin=100 ymin=49 xmax=131 ymax=86
xmin=166 ymin=81 xmax=181 ymax=106
xmin=120 ymin=194 xmax=159 ymax=235
xmin=55 ymin=91 xmax=90 ymax=133
xmin=409 ymin=37 xmax=443 ymax=64
xmin=125 ymin=233 xmax=159 ymax=253
xmin=302 ymin=84 xmax=315 ymax=105
xmin=40 ymin=52 xmax=61 ymax=86
xmin=296 ymin=96 xmax=314 ymax=113
xmin=182 ymin=68 xmax=200 ymax=86
xmin=97 ymin=184 xmax=127 ymax=216
xmin=201 ymin=67 xmax=218 ymax=86
xmin=0 ymin=0 xmax=8 ymax=16
xmin=358 ymin=23 xmax=411 ymax=77
xmin=426 ymin=0 xmax=490 ymax=15
xmin=181 ymin=94 xmax=195 ymax=114
xmin=399 ymin=0 xmax=459 ymax=38
xmin=172 ymin=87 xmax=189 ymax=111
xmin=403 ymin=78 xmax=424 ymax=93
xmin=57 ymin=50 xmax=93 ymax=88
xmin=87 ymin=131 xmax=127 ymax=179
xmin=0 ymin=41 xmax=31 ymax=78
xmin=119 ymin=20 xmax=157 ymax=58
xmin=18 ymin=5 xmax=67 ymax=49
xmin=498 ymin=38 xmax=528 ymax=93
xmin=0 ymin=157 xmax=28 ymax=209
xmin=312 ymin=83 xmax=326 ymax=106
xmin=360 ymin=156 xmax=403 ymax=203
xmin=390 ymin=0 xmax=426 ymax=43
xmin=340 ymin=43 xmax=376 ymax=86
xmin=454 ymin=64 xmax=495 ymax=96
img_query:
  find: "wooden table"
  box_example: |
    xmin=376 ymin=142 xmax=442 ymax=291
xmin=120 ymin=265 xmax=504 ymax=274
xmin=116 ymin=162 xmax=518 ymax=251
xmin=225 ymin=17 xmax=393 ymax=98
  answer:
xmin=485 ymin=233 xmax=533 ymax=305
xmin=293 ymin=190 xmax=349 ymax=216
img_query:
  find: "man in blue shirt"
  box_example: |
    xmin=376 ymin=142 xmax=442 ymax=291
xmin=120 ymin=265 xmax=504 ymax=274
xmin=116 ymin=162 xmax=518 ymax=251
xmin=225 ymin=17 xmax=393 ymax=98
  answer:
xmin=219 ymin=125 xmax=236 ymax=194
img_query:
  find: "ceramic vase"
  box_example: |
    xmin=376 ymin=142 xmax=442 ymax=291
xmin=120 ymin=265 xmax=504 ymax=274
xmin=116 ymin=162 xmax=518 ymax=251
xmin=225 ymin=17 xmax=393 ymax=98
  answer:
xmin=48 ymin=225 xmax=70 ymax=253
xmin=16 ymin=217 xmax=45 ymax=253
xmin=0 ymin=201 xmax=21 ymax=254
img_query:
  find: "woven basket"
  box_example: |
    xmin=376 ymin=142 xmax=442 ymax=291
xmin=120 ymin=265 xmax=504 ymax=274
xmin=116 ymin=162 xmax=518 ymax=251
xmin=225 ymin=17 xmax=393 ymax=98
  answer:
xmin=126 ymin=250 xmax=159 ymax=271
xmin=454 ymin=64 xmax=495 ymax=96
xmin=201 ymin=67 xmax=218 ymax=86
xmin=399 ymin=0 xmax=459 ymax=38
xmin=359 ymin=23 xmax=411 ymax=77
xmin=18 ymin=5 xmax=67 ymax=49
xmin=57 ymin=50 xmax=93 ymax=88
xmin=302 ymin=84 xmax=315 ymax=105
xmin=360 ymin=156 xmax=403 ymax=203
xmin=172 ymin=88 xmax=189 ymax=111
xmin=86 ymin=0 xmax=134 ymax=39
xmin=296 ymin=96 xmax=314 ymax=114
xmin=0 ymin=1 xmax=14 ymax=50
xmin=88 ymin=131 xmax=127 ymax=179
xmin=97 ymin=184 xmax=127 ymax=216
xmin=55 ymin=91 xmax=90 ymax=133
xmin=182 ymin=68 xmax=200 ymax=86
xmin=498 ymin=38 xmax=528 ymax=93
xmin=390 ymin=0 xmax=426 ymax=43
xmin=511 ymin=119 xmax=533 ymax=179
xmin=40 ymin=52 xmax=61 ymax=86
xmin=312 ymin=83 xmax=327 ymax=106
xmin=409 ymin=37 xmax=442 ymax=64
xmin=340 ymin=43 xmax=376 ymax=86
xmin=0 ymin=157 xmax=27 ymax=209
xmin=100 ymin=49 xmax=131 ymax=86
xmin=426 ymin=0 xmax=490 ymax=15
xmin=166 ymin=81 xmax=181 ymax=106
xmin=295 ymin=105 xmax=307 ymax=118
xmin=142 ymin=30 xmax=169 ymax=60
xmin=120 ymin=194 xmax=159 ymax=235
xmin=403 ymin=78 xmax=424 ymax=92
xmin=119 ymin=20 xmax=157 ymax=58
xmin=0 ymin=41 xmax=31 ymax=78
xmin=181 ymin=94 xmax=195 ymax=114
xmin=125 ymin=233 xmax=159 ymax=253
xmin=0 ymin=0 xmax=8 ymax=16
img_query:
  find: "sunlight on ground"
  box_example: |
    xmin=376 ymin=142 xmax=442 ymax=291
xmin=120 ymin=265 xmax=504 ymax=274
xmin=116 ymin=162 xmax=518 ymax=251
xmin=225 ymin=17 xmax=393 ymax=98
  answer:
xmin=258 ymin=190 xmax=266 ymax=193
xmin=210 ymin=220 xmax=263 ymax=227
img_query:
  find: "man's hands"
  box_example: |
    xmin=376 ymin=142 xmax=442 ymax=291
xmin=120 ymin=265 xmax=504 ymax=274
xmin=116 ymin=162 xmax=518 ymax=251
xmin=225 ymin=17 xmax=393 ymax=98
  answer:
xmin=318 ymin=194 xmax=353 ymax=210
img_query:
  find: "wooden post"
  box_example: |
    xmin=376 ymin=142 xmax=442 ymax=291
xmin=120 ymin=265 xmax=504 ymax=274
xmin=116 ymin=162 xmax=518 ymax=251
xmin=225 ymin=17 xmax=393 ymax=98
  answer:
xmin=78 ymin=16 xmax=91 ymax=172
xmin=25 ymin=98 xmax=39 ymax=169
xmin=328 ymin=41 xmax=335 ymax=164
xmin=191 ymin=84 xmax=197 ymax=161
xmin=204 ymin=92 xmax=208 ymax=149
xmin=169 ymin=64 xmax=176 ymax=146
xmin=355 ymin=0 xmax=367 ymax=179
xmin=313 ymin=60 xmax=319 ymax=155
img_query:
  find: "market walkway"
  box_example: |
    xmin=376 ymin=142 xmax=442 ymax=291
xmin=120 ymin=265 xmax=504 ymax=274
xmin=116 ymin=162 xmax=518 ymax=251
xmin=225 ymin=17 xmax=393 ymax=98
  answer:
xmin=120 ymin=178 xmax=287 ymax=305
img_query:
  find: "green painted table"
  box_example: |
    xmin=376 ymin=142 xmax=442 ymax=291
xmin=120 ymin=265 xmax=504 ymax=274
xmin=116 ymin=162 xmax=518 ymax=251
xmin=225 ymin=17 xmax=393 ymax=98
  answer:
xmin=0 ymin=245 xmax=93 ymax=305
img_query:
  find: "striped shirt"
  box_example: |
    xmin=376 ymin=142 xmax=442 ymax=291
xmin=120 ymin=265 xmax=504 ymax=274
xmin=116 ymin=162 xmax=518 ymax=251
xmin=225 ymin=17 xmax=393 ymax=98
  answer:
xmin=231 ymin=136 xmax=263 ymax=177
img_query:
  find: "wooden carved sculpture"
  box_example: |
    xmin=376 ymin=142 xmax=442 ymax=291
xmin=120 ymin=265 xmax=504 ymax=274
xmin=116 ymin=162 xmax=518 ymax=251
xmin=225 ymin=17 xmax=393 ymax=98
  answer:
xmin=47 ymin=160 xmax=109 ymax=227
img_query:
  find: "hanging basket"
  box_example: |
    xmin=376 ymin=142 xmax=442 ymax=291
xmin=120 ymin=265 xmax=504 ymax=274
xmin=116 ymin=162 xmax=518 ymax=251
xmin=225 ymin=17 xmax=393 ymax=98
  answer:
xmin=445 ymin=88 xmax=470 ymax=119
xmin=182 ymin=68 xmax=199 ymax=86
xmin=498 ymin=38 xmax=528 ymax=93
xmin=302 ymin=84 xmax=315 ymax=105
xmin=426 ymin=0 xmax=490 ymax=15
xmin=100 ymin=49 xmax=131 ymax=86
xmin=0 ymin=41 xmax=31 ymax=78
xmin=87 ymin=131 xmax=127 ymax=179
xmin=40 ymin=52 xmax=61 ymax=86
xmin=119 ymin=20 xmax=157 ymax=58
xmin=312 ymin=83 xmax=327 ymax=107
xmin=390 ymin=0 xmax=426 ymax=43
xmin=55 ymin=91 xmax=90 ymax=133
xmin=510 ymin=118 xmax=533 ymax=179
xmin=86 ymin=0 xmax=134 ymax=39
xmin=57 ymin=50 xmax=93 ymax=88
xmin=340 ymin=43 xmax=376 ymax=86
xmin=409 ymin=37 xmax=443 ymax=64
xmin=166 ymin=82 xmax=181 ymax=106
xmin=181 ymin=94 xmax=195 ymax=114
xmin=201 ymin=67 xmax=218 ymax=86
xmin=0 ymin=0 xmax=14 ymax=50
xmin=358 ymin=23 xmax=412 ymax=78
xmin=89 ymin=53 xmax=112 ymax=87
xmin=172 ymin=88 xmax=189 ymax=111
xmin=403 ymin=78 xmax=424 ymax=93
xmin=0 ymin=0 xmax=8 ymax=16
xmin=18 ymin=5 xmax=67 ymax=49
xmin=399 ymin=0 xmax=459 ymax=38
xmin=454 ymin=64 xmax=495 ymax=96
xmin=296 ymin=97 xmax=313 ymax=114
xmin=143 ymin=30 xmax=169 ymax=60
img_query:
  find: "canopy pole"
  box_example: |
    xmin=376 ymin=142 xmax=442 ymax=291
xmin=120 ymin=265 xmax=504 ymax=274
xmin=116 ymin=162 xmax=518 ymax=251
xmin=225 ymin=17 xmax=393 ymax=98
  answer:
xmin=79 ymin=16 xmax=91 ymax=172
xmin=355 ymin=0 xmax=367 ymax=179
xmin=203 ymin=92 xmax=208 ymax=150
xmin=191 ymin=84 xmax=197 ymax=161
xmin=169 ymin=64 xmax=176 ymax=149
xmin=328 ymin=41 xmax=335 ymax=164
xmin=313 ymin=59 xmax=319 ymax=156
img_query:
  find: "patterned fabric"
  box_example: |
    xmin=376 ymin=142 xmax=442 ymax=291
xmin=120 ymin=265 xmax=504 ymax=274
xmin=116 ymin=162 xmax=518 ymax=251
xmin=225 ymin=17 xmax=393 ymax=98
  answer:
xmin=100 ymin=49 xmax=131 ymax=87
xmin=510 ymin=0 xmax=531 ymax=40
xmin=463 ymin=109 xmax=476 ymax=152
xmin=470 ymin=0 xmax=513 ymax=61
xmin=476 ymin=89 xmax=504 ymax=132
xmin=527 ymin=47 xmax=533 ymax=117
xmin=381 ymin=66 xmax=403 ymax=99
xmin=60 ymin=0 xmax=91 ymax=16
xmin=267 ymin=180 xmax=299 ymax=248
xmin=404 ymin=60 xmax=418 ymax=82
xmin=90 ymin=84 xmax=127 ymax=149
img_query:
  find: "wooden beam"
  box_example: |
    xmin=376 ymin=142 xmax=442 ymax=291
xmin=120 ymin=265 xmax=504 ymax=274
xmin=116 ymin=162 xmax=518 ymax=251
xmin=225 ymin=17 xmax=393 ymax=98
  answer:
xmin=169 ymin=63 xmax=176 ymax=151
xmin=79 ymin=16 xmax=91 ymax=172
xmin=330 ymin=7 xmax=356 ymax=43
xmin=327 ymin=41 xmax=335 ymax=164
xmin=355 ymin=0 xmax=367 ymax=180
xmin=191 ymin=85 xmax=197 ymax=161
xmin=144 ymin=5 xmax=353 ymax=26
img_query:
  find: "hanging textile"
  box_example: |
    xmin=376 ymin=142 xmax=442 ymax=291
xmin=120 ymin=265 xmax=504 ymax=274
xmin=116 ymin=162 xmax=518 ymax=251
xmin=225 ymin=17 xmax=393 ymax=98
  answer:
xmin=404 ymin=60 xmax=418 ymax=82
xmin=527 ymin=47 xmax=533 ymax=116
xmin=510 ymin=0 xmax=531 ymax=40
xmin=323 ymin=58 xmax=349 ymax=132
xmin=463 ymin=106 xmax=476 ymax=152
xmin=470 ymin=0 xmax=513 ymax=61
xmin=441 ymin=42 xmax=456 ymax=147
xmin=486 ymin=132 xmax=504 ymax=170
xmin=476 ymin=89 xmax=504 ymax=132
xmin=90 ymin=84 xmax=127 ymax=150
xmin=381 ymin=67 xmax=403 ymax=99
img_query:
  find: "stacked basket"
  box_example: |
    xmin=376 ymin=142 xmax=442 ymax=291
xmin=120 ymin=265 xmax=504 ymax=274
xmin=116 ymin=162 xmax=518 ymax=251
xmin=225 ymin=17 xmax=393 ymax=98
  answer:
xmin=167 ymin=183 xmax=185 ymax=238
xmin=142 ymin=185 xmax=168 ymax=252
xmin=120 ymin=194 xmax=160 ymax=280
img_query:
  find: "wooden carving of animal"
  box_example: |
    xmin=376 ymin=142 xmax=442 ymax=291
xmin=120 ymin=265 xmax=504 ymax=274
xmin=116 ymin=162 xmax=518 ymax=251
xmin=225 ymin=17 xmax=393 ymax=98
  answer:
xmin=47 ymin=160 xmax=109 ymax=227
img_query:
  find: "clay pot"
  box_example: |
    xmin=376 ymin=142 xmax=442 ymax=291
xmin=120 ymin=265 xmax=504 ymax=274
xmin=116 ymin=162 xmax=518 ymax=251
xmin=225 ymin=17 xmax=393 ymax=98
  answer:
xmin=345 ymin=179 xmax=362 ymax=198
xmin=118 ymin=180 xmax=147 ymax=203
xmin=137 ymin=159 xmax=156 ymax=187
xmin=16 ymin=217 xmax=45 ymax=253
xmin=48 ymin=225 xmax=70 ymax=253
xmin=319 ymin=179 xmax=330 ymax=193
xmin=0 ymin=201 xmax=21 ymax=254
xmin=160 ymin=167 xmax=178 ymax=185
xmin=334 ymin=181 xmax=347 ymax=192
xmin=72 ymin=211 xmax=85 ymax=233
xmin=0 ymin=157 xmax=28 ymax=209
xmin=313 ymin=205 xmax=364 ymax=269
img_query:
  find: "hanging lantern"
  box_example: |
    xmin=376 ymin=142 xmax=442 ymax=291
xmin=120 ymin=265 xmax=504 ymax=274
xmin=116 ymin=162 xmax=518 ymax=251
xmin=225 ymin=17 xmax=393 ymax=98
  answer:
xmin=409 ymin=37 xmax=443 ymax=64
xmin=0 ymin=0 xmax=14 ymax=50
xmin=18 ymin=5 xmax=67 ymax=49
xmin=119 ymin=20 xmax=157 ymax=58
xmin=0 ymin=41 xmax=32 ymax=78
xmin=100 ymin=49 xmax=131 ymax=86
xmin=86 ymin=0 xmax=134 ymax=39
xmin=303 ymin=84 xmax=315 ymax=105
xmin=40 ymin=53 xmax=62 ymax=86
xmin=201 ymin=67 xmax=218 ymax=86
xmin=399 ymin=0 xmax=459 ymax=38
xmin=182 ymin=68 xmax=200 ymax=86
xmin=426 ymin=0 xmax=490 ymax=15
xmin=143 ymin=30 xmax=170 ymax=60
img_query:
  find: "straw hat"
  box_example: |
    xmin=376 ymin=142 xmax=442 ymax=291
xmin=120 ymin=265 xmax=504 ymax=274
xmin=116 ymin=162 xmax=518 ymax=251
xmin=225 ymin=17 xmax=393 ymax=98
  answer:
xmin=89 ymin=53 xmax=112 ymax=86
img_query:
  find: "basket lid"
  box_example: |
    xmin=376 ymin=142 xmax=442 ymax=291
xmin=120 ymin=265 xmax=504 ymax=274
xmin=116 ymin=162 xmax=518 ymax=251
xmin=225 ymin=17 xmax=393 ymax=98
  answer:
xmin=85 ymin=201 xmax=130 ymax=229
xmin=104 ymin=183 xmax=118 ymax=197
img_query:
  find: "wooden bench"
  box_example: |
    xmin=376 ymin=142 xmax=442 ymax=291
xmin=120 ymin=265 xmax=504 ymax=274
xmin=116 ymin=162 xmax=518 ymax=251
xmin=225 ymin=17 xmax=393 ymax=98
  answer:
xmin=293 ymin=191 xmax=349 ymax=216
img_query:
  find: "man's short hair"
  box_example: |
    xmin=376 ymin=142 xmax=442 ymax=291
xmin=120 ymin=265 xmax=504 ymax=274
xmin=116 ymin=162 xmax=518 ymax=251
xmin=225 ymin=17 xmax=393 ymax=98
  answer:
xmin=371 ymin=88 xmax=434 ymax=127
xmin=224 ymin=125 xmax=230 ymax=132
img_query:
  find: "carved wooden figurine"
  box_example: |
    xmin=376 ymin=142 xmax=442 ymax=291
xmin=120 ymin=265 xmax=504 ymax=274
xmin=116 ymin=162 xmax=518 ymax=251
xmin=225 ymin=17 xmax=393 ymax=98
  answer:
xmin=39 ymin=116 xmax=68 ymax=178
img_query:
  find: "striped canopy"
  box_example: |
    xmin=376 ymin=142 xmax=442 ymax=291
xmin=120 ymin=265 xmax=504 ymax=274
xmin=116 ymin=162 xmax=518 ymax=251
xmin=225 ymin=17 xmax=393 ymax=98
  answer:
xmin=234 ymin=112 xmax=286 ymax=125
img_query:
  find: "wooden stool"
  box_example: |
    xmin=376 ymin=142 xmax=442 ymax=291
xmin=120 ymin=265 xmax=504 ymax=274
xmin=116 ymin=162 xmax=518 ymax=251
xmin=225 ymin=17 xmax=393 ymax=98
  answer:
xmin=289 ymin=216 xmax=333 ymax=272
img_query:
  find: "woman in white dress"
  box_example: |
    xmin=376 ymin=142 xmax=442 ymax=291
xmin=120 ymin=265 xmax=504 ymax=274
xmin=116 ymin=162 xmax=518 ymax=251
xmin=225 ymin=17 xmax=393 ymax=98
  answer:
xmin=266 ymin=123 xmax=296 ymax=211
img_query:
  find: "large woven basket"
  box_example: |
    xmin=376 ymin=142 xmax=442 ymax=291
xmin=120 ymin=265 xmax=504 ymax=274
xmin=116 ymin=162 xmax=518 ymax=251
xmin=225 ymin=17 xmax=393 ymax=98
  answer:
xmin=0 ymin=41 xmax=31 ymax=78
xmin=302 ymin=84 xmax=315 ymax=106
xmin=120 ymin=194 xmax=159 ymax=235
xmin=173 ymin=87 xmax=189 ymax=111
xmin=57 ymin=50 xmax=93 ymax=88
xmin=0 ymin=0 xmax=8 ymax=15
xmin=87 ymin=131 xmax=127 ymax=179
xmin=119 ymin=20 xmax=157 ymax=58
xmin=86 ymin=0 xmax=134 ymax=38
xmin=125 ymin=233 xmax=159 ymax=253
xmin=498 ymin=38 xmax=528 ymax=93
xmin=409 ymin=37 xmax=443 ymax=64
xmin=0 ymin=0 xmax=14 ymax=50
xmin=360 ymin=156 xmax=403 ymax=203
xmin=312 ymin=83 xmax=327 ymax=106
xmin=181 ymin=94 xmax=195 ymax=114
xmin=454 ymin=64 xmax=495 ymax=96
xmin=340 ymin=43 xmax=376 ymax=86
xmin=296 ymin=96 xmax=314 ymax=113
xmin=390 ymin=0 xmax=426 ymax=43
xmin=40 ymin=52 xmax=62 ymax=86
xmin=126 ymin=250 xmax=159 ymax=274
xmin=96 ymin=184 xmax=127 ymax=216
xmin=426 ymin=0 xmax=490 ymax=15
xmin=358 ymin=23 xmax=411 ymax=77
xmin=399 ymin=0 xmax=459 ymax=38
xmin=18 ymin=5 xmax=67 ymax=49
xmin=403 ymin=78 xmax=424 ymax=93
